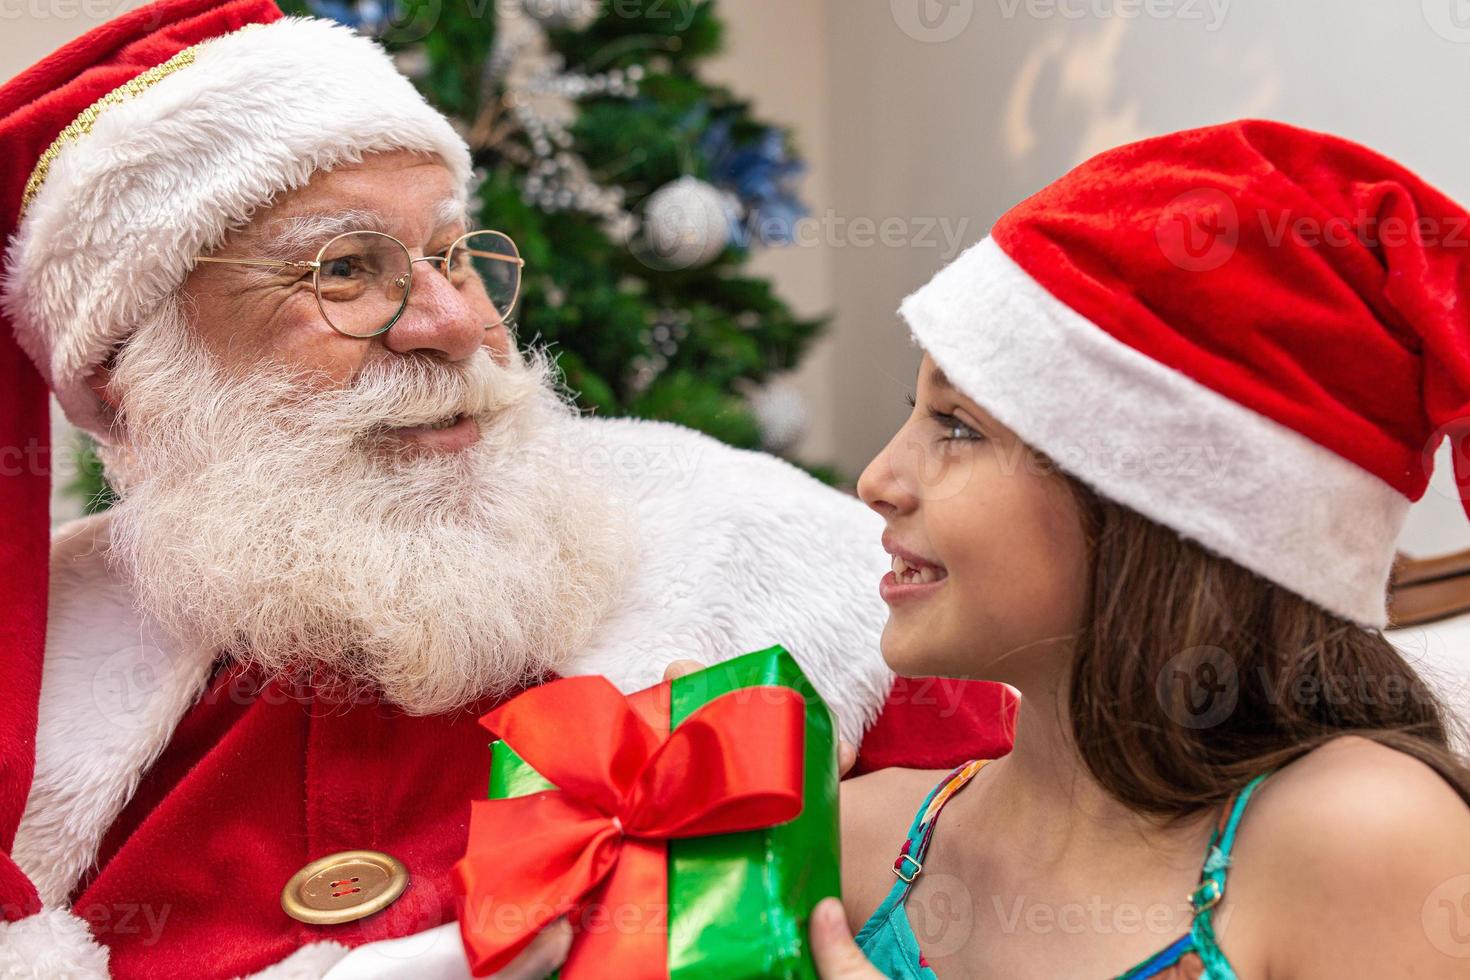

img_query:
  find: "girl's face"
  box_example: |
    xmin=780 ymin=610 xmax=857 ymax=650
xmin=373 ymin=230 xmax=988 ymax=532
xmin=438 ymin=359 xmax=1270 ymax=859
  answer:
xmin=857 ymin=353 xmax=1091 ymax=684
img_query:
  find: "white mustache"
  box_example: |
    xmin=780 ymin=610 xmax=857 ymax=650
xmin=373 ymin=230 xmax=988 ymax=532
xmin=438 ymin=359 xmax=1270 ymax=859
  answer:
xmin=297 ymin=350 xmax=542 ymax=438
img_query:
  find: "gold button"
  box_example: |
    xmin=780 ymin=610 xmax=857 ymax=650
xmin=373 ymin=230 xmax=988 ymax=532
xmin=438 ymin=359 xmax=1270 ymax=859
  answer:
xmin=281 ymin=849 xmax=409 ymax=925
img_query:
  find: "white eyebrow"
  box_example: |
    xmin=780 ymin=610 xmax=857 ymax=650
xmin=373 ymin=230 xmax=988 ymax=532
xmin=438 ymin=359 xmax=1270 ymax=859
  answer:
xmin=249 ymin=196 xmax=470 ymax=272
xmin=257 ymin=208 xmax=389 ymax=259
xmin=433 ymin=196 xmax=469 ymax=231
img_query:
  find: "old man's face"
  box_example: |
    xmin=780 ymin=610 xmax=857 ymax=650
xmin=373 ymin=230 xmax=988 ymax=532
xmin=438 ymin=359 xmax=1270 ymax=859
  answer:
xmin=95 ymin=150 xmax=634 ymax=714
xmin=179 ymin=149 xmax=513 ymax=457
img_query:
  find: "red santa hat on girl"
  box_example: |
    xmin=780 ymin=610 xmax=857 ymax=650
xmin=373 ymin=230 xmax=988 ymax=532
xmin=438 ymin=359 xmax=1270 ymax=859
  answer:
xmin=0 ymin=0 xmax=469 ymax=960
xmin=901 ymin=119 xmax=1470 ymax=630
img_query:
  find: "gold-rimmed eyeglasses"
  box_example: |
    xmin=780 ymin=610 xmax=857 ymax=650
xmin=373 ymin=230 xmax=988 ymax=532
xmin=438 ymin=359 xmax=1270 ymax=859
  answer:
xmin=194 ymin=229 xmax=526 ymax=339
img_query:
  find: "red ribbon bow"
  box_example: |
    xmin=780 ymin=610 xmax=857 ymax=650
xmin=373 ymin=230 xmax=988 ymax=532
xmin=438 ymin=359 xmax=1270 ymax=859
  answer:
xmin=452 ymin=674 xmax=806 ymax=978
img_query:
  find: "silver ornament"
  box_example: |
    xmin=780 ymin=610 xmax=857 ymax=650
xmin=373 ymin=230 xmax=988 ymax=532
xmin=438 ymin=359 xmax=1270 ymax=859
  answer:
xmin=639 ymin=176 xmax=737 ymax=270
xmin=746 ymin=378 xmax=809 ymax=454
xmin=520 ymin=0 xmax=600 ymax=30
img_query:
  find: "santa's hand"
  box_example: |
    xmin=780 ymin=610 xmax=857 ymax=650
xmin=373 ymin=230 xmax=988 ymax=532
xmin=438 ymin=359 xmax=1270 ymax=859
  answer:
xmin=316 ymin=918 xmax=571 ymax=979
xmin=490 ymin=918 xmax=572 ymax=980
xmin=810 ymin=898 xmax=884 ymax=979
xmin=661 ymin=660 xmax=858 ymax=774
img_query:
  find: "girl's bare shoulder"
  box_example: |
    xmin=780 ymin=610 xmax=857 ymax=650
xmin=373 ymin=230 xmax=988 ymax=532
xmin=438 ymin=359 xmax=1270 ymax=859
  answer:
xmin=1234 ymin=735 xmax=1470 ymax=978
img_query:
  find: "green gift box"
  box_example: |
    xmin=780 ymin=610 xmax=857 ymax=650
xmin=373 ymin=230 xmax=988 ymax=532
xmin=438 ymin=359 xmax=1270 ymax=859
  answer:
xmin=455 ymin=645 xmax=841 ymax=979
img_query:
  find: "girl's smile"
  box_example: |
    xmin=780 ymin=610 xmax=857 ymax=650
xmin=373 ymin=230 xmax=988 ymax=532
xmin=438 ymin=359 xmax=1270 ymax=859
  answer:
xmin=879 ymin=533 xmax=949 ymax=604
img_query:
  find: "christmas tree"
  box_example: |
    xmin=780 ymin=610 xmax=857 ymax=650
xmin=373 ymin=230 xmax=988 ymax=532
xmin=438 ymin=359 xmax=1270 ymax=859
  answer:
xmin=65 ymin=0 xmax=832 ymax=514
xmin=305 ymin=0 xmax=829 ymax=462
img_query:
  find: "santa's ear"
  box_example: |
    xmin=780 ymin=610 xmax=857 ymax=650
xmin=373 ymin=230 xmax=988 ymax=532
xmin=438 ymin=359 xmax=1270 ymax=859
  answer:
xmin=85 ymin=353 xmax=122 ymax=414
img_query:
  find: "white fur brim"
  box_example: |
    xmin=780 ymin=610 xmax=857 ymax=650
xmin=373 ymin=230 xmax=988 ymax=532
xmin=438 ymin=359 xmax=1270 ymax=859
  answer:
xmin=1 ymin=16 xmax=472 ymax=440
xmin=900 ymin=237 xmax=1408 ymax=628
xmin=0 ymin=907 xmax=110 ymax=978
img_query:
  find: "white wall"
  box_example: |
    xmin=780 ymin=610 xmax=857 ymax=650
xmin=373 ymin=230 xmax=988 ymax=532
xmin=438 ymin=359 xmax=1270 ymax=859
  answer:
xmin=1 ymin=1 xmax=127 ymax=80
xmin=704 ymin=0 xmax=839 ymax=464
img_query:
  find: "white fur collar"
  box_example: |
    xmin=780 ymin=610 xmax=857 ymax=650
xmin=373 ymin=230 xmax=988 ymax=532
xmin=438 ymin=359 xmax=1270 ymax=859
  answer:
xmin=13 ymin=513 xmax=213 ymax=907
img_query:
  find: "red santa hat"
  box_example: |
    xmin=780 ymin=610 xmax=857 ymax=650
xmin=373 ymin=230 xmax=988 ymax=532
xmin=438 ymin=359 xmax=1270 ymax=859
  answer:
xmin=900 ymin=119 xmax=1470 ymax=630
xmin=0 ymin=0 xmax=470 ymax=961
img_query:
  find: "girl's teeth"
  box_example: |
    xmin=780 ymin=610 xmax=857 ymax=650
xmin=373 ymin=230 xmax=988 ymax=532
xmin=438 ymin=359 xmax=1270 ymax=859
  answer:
xmin=890 ymin=555 xmax=943 ymax=585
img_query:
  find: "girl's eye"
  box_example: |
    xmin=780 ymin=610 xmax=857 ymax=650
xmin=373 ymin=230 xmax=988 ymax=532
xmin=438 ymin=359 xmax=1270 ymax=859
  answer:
xmin=905 ymin=394 xmax=983 ymax=442
xmin=929 ymin=409 xmax=982 ymax=443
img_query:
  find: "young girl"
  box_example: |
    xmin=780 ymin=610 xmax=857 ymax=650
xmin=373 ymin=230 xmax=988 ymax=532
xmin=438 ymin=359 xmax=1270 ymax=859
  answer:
xmin=801 ymin=119 xmax=1470 ymax=978
xmin=500 ymin=119 xmax=1470 ymax=980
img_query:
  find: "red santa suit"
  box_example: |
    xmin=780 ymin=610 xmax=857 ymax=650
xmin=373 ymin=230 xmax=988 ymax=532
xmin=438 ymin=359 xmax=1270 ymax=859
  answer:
xmin=0 ymin=2 xmax=1016 ymax=976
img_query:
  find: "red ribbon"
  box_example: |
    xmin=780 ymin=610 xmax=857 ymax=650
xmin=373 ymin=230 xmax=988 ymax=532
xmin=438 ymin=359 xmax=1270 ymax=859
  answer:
xmin=452 ymin=674 xmax=806 ymax=978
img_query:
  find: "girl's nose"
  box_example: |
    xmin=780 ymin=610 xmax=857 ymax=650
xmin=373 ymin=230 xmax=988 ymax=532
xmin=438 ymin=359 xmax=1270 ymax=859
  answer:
xmin=858 ymin=433 xmax=917 ymax=517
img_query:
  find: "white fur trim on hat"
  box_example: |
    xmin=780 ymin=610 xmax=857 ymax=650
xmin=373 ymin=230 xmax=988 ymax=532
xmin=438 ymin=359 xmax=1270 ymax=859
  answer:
xmin=899 ymin=237 xmax=1409 ymax=628
xmin=0 ymin=16 xmax=472 ymax=440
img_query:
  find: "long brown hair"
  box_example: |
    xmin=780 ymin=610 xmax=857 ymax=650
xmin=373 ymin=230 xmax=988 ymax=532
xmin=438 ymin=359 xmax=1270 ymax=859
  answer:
xmin=1063 ymin=479 xmax=1470 ymax=820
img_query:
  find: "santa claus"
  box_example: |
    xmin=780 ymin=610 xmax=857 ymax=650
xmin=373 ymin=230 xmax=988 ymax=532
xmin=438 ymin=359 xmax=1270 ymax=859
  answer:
xmin=0 ymin=2 xmax=1015 ymax=976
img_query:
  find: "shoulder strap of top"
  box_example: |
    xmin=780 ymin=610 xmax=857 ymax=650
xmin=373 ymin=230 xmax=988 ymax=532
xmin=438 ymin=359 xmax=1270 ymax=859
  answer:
xmin=1187 ymin=770 xmax=1275 ymax=978
xmin=889 ymin=758 xmax=990 ymax=895
xmin=1187 ymin=769 xmax=1273 ymax=913
xmin=854 ymin=761 xmax=991 ymax=971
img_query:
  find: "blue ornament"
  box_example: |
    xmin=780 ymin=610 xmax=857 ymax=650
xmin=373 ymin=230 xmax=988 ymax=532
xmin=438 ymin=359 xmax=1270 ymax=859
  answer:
xmin=701 ymin=119 xmax=808 ymax=247
xmin=306 ymin=0 xmax=389 ymax=34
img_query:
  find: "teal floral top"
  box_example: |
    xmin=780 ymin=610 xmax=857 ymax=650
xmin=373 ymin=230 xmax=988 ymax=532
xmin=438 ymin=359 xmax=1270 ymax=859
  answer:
xmin=854 ymin=760 xmax=1273 ymax=979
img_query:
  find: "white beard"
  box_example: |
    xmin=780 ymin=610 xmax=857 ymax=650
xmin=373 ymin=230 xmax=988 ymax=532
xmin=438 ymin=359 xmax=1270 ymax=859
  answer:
xmin=100 ymin=300 xmax=636 ymax=714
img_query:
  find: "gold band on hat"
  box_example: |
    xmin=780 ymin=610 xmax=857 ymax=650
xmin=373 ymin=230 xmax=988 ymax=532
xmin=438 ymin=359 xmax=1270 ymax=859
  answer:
xmin=19 ymin=23 xmax=264 ymax=219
